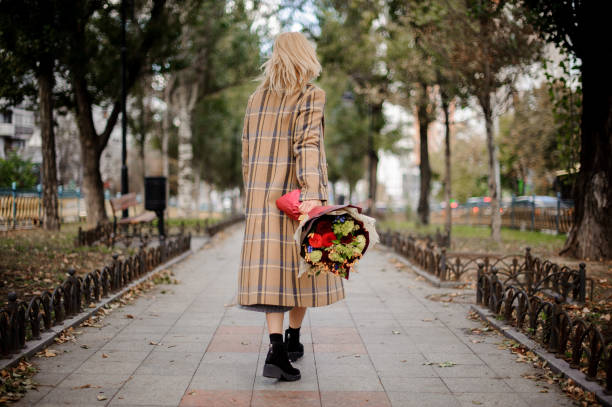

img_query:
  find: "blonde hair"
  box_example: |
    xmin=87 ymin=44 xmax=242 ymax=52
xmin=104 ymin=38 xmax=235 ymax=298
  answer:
xmin=258 ymin=32 xmax=322 ymax=93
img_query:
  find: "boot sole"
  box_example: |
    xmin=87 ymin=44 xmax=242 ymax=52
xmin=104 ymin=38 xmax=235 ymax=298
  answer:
xmin=288 ymin=351 xmax=304 ymax=362
xmin=263 ymin=364 xmax=301 ymax=381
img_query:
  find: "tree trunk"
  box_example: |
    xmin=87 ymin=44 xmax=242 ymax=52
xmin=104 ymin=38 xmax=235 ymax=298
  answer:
xmin=177 ymin=107 xmax=194 ymax=217
xmin=366 ymin=102 xmax=383 ymax=216
xmin=207 ymin=187 xmax=214 ymax=215
xmin=481 ymin=93 xmax=502 ymax=242
xmin=37 ymin=61 xmax=60 ymax=230
xmin=368 ymin=150 xmax=378 ymax=215
xmin=416 ymin=86 xmax=432 ymax=225
xmin=176 ymin=86 xmax=196 ymax=217
xmin=441 ymin=91 xmax=452 ymax=246
xmin=561 ymin=57 xmax=612 ymax=260
xmin=173 ymin=77 xmax=199 ymax=219
xmin=80 ymin=147 xmax=106 ymax=226
xmin=194 ymin=166 xmax=201 ymax=216
xmin=162 ymin=75 xmax=173 ymax=203
xmin=72 ymin=74 xmax=109 ymax=227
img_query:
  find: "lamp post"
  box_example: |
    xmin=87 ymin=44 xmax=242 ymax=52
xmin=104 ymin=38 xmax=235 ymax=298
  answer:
xmin=120 ymin=0 xmax=129 ymax=218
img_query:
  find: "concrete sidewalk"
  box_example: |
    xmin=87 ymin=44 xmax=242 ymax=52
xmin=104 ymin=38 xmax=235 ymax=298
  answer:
xmin=16 ymin=224 xmax=574 ymax=407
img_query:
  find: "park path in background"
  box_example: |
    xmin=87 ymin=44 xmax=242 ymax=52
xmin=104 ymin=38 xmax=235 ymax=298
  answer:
xmin=16 ymin=224 xmax=574 ymax=407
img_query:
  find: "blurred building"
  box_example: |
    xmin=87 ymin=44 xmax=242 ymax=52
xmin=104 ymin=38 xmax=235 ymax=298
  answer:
xmin=0 ymin=105 xmax=38 ymax=161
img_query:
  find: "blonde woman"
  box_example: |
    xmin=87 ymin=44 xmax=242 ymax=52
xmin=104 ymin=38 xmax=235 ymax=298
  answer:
xmin=237 ymin=32 xmax=345 ymax=381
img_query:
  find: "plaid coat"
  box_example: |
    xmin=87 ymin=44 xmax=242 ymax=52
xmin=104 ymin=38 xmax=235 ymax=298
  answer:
xmin=238 ymin=83 xmax=345 ymax=307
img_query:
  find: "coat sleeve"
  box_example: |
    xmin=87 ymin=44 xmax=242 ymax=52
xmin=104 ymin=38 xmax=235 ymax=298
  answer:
xmin=241 ymin=96 xmax=251 ymax=189
xmin=292 ymin=87 xmax=329 ymax=203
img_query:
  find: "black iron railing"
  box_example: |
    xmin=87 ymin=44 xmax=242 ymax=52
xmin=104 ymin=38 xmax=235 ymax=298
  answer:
xmin=477 ymin=269 xmax=611 ymax=393
xmin=76 ymin=214 xmax=246 ymax=247
xmin=380 ymin=230 xmax=592 ymax=302
xmin=0 ymin=233 xmax=191 ymax=359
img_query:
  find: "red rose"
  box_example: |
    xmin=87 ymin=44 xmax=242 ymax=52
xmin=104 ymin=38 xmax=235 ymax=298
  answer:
xmin=309 ymin=233 xmax=324 ymax=248
xmin=315 ymin=219 xmax=333 ymax=234
xmin=321 ymin=232 xmax=337 ymax=247
xmin=341 ymin=235 xmax=353 ymax=244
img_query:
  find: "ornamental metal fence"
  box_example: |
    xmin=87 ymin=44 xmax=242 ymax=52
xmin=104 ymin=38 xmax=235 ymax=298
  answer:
xmin=477 ymin=269 xmax=611 ymax=393
xmin=380 ymin=230 xmax=592 ymax=303
xmin=0 ymin=232 xmax=191 ymax=359
xmin=75 ymin=214 xmax=245 ymax=247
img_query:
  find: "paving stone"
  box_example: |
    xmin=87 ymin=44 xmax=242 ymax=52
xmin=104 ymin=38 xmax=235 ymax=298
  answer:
xmin=89 ymin=349 xmax=151 ymax=362
xmin=315 ymin=360 xmax=377 ymax=377
xmin=518 ymin=392 xmax=576 ymax=407
xmin=134 ymin=350 xmax=202 ymax=376
xmin=200 ymin=351 xmax=260 ymax=365
xmin=37 ymin=384 xmax=119 ymax=405
xmin=386 ymin=392 xmax=461 ymax=407
xmin=179 ymin=389 xmax=251 ymax=407
xmin=29 ymin=372 xmax=69 ymax=387
xmin=207 ymin=333 xmax=261 ymax=352
xmin=317 ymin=374 xmax=384 ymax=392
xmin=423 ymin=352 xmax=484 ymax=365
xmin=251 ymin=390 xmax=321 ymax=407
xmin=380 ymin=377 xmax=450 ymax=393
xmin=454 ymin=392 xmax=530 ymax=406
xmin=443 ymin=377 xmax=513 ymax=393
xmin=313 ymin=343 xmax=368 ymax=354
xmin=502 ymin=377 xmax=555 ymax=393
xmin=111 ymin=374 xmax=192 ymax=405
xmin=320 ymin=390 xmax=391 ymax=407
xmin=374 ymin=362 xmax=438 ymax=378
xmin=190 ymin=363 xmax=256 ymax=390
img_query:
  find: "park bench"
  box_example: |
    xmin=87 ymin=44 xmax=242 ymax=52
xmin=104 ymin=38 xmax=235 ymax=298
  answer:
xmin=109 ymin=192 xmax=157 ymax=239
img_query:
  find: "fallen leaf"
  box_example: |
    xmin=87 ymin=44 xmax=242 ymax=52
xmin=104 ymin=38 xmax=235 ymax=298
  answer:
xmin=72 ymin=384 xmax=102 ymax=390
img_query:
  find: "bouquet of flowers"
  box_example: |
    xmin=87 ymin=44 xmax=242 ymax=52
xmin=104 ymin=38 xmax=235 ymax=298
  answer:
xmin=276 ymin=189 xmax=378 ymax=279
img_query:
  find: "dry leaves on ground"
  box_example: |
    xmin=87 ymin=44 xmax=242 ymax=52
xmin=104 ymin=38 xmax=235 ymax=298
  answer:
xmin=0 ymin=360 xmax=37 ymax=404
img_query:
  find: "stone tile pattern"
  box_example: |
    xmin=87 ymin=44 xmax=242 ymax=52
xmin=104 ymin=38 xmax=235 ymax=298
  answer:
xmin=16 ymin=226 xmax=574 ymax=407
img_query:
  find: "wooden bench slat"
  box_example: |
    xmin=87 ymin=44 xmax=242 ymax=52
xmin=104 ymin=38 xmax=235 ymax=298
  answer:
xmin=118 ymin=212 xmax=156 ymax=225
xmin=110 ymin=192 xmax=138 ymax=212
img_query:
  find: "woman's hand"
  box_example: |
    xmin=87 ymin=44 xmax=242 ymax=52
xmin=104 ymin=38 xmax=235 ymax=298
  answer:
xmin=299 ymin=199 xmax=322 ymax=215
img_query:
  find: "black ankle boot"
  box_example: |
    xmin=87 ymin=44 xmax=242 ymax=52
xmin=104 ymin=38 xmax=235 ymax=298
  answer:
xmin=285 ymin=327 xmax=304 ymax=362
xmin=263 ymin=338 xmax=301 ymax=381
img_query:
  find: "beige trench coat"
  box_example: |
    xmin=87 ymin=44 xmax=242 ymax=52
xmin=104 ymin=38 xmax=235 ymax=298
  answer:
xmin=237 ymin=83 xmax=345 ymax=307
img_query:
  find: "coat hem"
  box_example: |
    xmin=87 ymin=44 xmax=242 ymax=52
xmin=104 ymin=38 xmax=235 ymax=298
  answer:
xmin=238 ymin=289 xmax=345 ymax=308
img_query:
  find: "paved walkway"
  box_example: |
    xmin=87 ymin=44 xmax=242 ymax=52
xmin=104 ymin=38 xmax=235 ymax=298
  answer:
xmin=17 ymin=224 xmax=574 ymax=407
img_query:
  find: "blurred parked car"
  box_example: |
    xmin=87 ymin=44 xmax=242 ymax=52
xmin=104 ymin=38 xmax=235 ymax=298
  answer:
xmin=513 ymin=195 xmax=573 ymax=209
